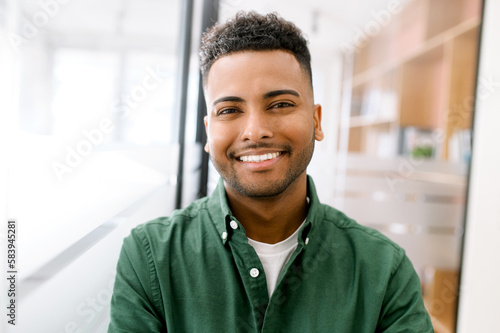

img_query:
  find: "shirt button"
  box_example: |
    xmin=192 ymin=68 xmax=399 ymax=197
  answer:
xmin=222 ymin=231 xmax=228 ymax=240
xmin=250 ymin=268 xmax=260 ymax=278
xmin=230 ymin=220 xmax=238 ymax=230
xmin=305 ymin=237 xmax=310 ymax=245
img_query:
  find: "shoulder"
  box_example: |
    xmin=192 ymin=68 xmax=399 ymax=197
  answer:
xmin=138 ymin=196 xmax=210 ymax=229
xmin=306 ymin=176 xmax=403 ymax=268
xmin=125 ymin=196 xmax=212 ymax=252
xmin=316 ymin=203 xmax=405 ymax=271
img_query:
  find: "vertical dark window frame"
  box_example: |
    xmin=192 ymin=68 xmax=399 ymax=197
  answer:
xmin=175 ymin=0 xmax=219 ymax=209
xmin=196 ymin=0 xmax=219 ymax=199
xmin=174 ymin=0 xmax=194 ymax=209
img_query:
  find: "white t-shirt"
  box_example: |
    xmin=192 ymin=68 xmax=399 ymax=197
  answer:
xmin=247 ymin=220 xmax=305 ymax=297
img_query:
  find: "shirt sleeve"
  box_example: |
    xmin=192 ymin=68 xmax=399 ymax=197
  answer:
xmin=377 ymin=251 xmax=434 ymax=332
xmin=108 ymin=228 xmax=166 ymax=333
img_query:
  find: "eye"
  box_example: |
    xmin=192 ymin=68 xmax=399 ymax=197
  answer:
xmin=270 ymin=102 xmax=294 ymax=109
xmin=217 ymin=108 xmax=240 ymax=116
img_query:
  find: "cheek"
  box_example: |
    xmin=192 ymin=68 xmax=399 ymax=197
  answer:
xmin=207 ymin=124 xmax=237 ymax=154
xmin=281 ymin=116 xmax=315 ymax=143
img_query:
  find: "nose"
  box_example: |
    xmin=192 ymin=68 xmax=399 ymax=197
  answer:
xmin=240 ymin=111 xmax=274 ymax=142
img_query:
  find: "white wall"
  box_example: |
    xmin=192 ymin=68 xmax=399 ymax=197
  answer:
xmin=457 ymin=0 xmax=500 ymax=331
xmin=308 ymin=51 xmax=344 ymax=204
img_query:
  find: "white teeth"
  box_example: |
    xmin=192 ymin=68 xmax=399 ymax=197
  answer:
xmin=239 ymin=152 xmax=282 ymax=162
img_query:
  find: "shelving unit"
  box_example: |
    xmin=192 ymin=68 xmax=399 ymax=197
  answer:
xmin=339 ymin=1 xmax=483 ymax=332
xmin=345 ymin=0 xmax=482 ymax=160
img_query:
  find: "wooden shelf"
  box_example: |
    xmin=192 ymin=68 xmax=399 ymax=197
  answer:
xmin=344 ymin=0 xmax=482 ymax=160
xmin=352 ymin=17 xmax=480 ymax=89
xmin=399 ymin=45 xmax=447 ymax=129
xmin=430 ymin=315 xmax=454 ymax=333
xmin=423 ymin=268 xmax=459 ymax=333
xmin=349 ymin=115 xmax=396 ymax=128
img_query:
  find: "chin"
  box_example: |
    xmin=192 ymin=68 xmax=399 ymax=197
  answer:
xmin=228 ymin=175 xmax=302 ymax=199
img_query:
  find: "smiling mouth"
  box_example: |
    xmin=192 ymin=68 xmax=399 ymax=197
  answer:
xmin=238 ymin=151 xmax=283 ymax=163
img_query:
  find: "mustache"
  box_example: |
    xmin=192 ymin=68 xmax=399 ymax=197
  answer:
xmin=228 ymin=143 xmax=292 ymax=159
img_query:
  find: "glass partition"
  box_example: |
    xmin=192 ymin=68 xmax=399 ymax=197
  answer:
xmin=1 ymin=0 xmax=181 ymax=331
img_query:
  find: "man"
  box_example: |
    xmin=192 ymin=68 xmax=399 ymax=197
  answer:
xmin=108 ymin=12 xmax=433 ymax=332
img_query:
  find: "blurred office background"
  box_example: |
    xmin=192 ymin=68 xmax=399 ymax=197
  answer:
xmin=0 ymin=0 xmax=499 ymax=332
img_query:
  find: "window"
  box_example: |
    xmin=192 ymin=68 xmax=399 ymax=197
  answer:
xmin=1 ymin=0 xmax=183 ymax=331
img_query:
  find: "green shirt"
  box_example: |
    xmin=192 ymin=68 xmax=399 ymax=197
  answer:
xmin=108 ymin=176 xmax=433 ymax=332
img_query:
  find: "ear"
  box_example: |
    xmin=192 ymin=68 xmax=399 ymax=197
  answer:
xmin=313 ymin=104 xmax=324 ymax=141
xmin=204 ymin=115 xmax=210 ymax=153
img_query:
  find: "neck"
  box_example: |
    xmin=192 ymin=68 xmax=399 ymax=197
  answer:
xmin=225 ymin=174 xmax=309 ymax=244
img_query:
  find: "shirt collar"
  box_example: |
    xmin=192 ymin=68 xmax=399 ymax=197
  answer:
xmin=205 ymin=177 xmax=231 ymax=244
xmin=206 ymin=175 xmax=323 ymax=245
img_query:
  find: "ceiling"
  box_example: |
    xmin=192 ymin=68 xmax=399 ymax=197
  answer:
xmin=19 ymin=0 xmax=412 ymax=54
xmin=219 ymin=0 xmax=407 ymax=52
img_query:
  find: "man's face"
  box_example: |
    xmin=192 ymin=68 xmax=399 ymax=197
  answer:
xmin=204 ymin=50 xmax=324 ymax=198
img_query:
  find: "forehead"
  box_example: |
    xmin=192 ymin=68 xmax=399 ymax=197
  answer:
xmin=205 ymin=50 xmax=312 ymax=100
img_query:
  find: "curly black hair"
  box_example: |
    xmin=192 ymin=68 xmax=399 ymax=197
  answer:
xmin=199 ymin=11 xmax=312 ymax=87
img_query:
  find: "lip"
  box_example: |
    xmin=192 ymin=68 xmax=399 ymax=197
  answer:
xmin=235 ymin=150 xmax=285 ymax=171
xmin=235 ymin=149 xmax=285 ymax=159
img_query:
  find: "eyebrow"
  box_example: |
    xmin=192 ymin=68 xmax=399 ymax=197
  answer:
xmin=212 ymin=96 xmax=244 ymax=107
xmin=212 ymin=89 xmax=300 ymax=107
xmin=263 ymin=89 xmax=300 ymax=99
